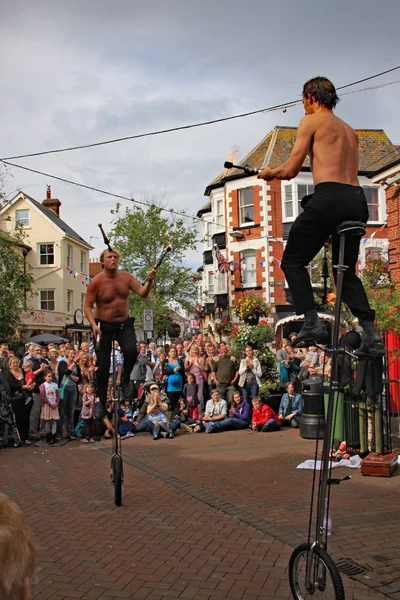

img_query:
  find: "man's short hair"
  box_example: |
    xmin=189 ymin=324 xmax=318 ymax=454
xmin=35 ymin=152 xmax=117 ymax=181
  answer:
xmin=302 ymin=76 xmax=339 ymax=109
xmin=100 ymin=249 xmax=120 ymax=265
xmin=0 ymin=494 xmax=36 ymax=600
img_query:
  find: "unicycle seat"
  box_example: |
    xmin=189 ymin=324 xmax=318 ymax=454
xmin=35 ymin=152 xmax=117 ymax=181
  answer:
xmin=336 ymin=220 xmax=366 ymax=236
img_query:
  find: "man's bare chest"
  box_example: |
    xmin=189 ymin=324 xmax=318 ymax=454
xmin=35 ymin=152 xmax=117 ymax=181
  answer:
xmin=97 ymin=278 xmax=130 ymax=304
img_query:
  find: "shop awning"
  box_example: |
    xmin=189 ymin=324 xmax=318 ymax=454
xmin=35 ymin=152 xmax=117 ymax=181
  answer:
xmin=274 ymin=312 xmax=335 ymax=333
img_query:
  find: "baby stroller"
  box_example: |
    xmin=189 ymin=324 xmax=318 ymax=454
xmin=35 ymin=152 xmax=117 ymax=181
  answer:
xmin=137 ymin=380 xmax=170 ymax=411
xmin=0 ymin=388 xmax=21 ymax=448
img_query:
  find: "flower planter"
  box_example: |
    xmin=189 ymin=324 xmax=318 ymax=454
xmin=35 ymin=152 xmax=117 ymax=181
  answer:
xmin=244 ymin=314 xmax=260 ymax=326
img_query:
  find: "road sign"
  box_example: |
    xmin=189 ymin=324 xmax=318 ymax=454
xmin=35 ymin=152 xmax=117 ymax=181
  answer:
xmin=143 ymin=308 xmax=154 ymax=331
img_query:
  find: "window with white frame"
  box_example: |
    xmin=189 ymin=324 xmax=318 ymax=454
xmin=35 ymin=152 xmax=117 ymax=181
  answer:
xmin=283 ymin=182 xmax=314 ymax=220
xmin=241 ymin=249 xmax=257 ymax=288
xmin=216 ymin=199 xmax=224 ymax=228
xmin=67 ymin=290 xmax=73 ymax=313
xmin=38 ymin=244 xmax=55 ymax=265
xmin=15 ymin=209 xmax=30 ymax=228
xmin=80 ymin=251 xmax=86 ymax=273
xmin=208 ymin=271 xmax=214 ymax=293
xmin=238 ymin=188 xmax=254 ymax=225
xmin=81 ymin=293 xmax=86 ymax=312
xmin=66 ymin=244 xmax=73 ymax=268
xmin=362 ymin=187 xmax=380 ymax=222
xmin=39 ymin=289 xmax=55 ymax=311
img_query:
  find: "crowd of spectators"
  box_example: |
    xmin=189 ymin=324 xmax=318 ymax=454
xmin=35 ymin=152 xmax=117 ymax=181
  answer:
xmin=0 ymin=331 xmax=325 ymax=447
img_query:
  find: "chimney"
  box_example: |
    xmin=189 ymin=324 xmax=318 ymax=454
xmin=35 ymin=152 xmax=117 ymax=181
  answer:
xmin=42 ymin=185 xmax=61 ymax=217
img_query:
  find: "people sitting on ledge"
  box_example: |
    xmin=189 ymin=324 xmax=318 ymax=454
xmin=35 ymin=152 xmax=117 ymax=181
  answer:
xmin=278 ymin=382 xmax=302 ymax=428
xmin=250 ymin=396 xmax=281 ymax=432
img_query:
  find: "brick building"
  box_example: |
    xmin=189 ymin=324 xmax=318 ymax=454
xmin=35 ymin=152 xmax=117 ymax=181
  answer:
xmin=370 ymin=155 xmax=400 ymax=288
xmin=197 ymin=126 xmax=397 ymax=333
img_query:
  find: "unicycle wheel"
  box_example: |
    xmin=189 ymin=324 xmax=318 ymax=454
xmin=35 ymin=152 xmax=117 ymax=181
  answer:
xmin=111 ymin=454 xmax=123 ymax=507
xmin=289 ymin=543 xmax=345 ymax=599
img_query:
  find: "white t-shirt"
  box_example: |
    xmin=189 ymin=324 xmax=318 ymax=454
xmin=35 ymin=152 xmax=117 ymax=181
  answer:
xmin=44 ymin=382 xmax=58 ymax=405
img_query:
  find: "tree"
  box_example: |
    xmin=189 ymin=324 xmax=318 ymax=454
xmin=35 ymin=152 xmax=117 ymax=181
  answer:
xmin=110 ymin=202 xmax=198 ymax=340
xmin=361 ymin=256 xmax=400 ymax=336
xmin=0 ymin=228 xmax=34 ymax=342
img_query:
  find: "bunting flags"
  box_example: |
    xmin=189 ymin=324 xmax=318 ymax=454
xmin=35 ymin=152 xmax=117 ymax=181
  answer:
xmin=65 ymin=266 xmax=90 ymax=286
xmin=362 ymin=223 xmax=387 ymax=244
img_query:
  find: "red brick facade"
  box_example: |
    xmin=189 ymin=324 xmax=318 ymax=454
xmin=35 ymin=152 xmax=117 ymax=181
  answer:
xmin=386 ymin=183 xmax=400 ymax=288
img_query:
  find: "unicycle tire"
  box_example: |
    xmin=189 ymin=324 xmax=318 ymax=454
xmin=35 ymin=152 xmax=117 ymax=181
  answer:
xmin=111 ymin=454 xmax=123 ymax=507
xmin=289 ymin=542 xmax=345 ymax=600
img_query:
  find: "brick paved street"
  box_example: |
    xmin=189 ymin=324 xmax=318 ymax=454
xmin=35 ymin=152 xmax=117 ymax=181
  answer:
xmin=2 ymin=428 xmax=399 ymax=600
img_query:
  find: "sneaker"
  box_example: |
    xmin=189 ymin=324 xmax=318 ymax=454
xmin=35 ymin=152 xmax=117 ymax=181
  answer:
xmin=81 ymin=438 xmax=89 ymax=443
xmin=206 ymin=423 xmax=215 ymax=434
xmin=67 ymin=435 xmax=76 ymax=440
xmin=180 ymin=423 xmax=194 ymax=433
xmin=153 ymin=433 xmax=159 ymax=440
xmin=89 ymin=438 xmax=95 ymax=443
xmin=167 ymin=432 xmax=175 ymax=439
xmin=193 ymin=425 xmax=202 ymax=433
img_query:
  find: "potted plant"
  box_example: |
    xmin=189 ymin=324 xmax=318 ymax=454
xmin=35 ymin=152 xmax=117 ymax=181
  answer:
xmin=234 ymin=294 xmax=271 ymax=325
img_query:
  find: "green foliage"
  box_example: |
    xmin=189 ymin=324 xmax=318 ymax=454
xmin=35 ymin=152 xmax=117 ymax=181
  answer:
xmin=0 ymin=230 xmax=34 ymax=341
xmin=110 ymin=201 xmax=198 ymax=339
xmin=361 ymin=257 xmax=400 ymax=335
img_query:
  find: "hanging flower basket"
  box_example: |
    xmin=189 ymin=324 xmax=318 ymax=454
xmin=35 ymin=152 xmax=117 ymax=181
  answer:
xmin=235 ymin=294 xmax=271 ymax=323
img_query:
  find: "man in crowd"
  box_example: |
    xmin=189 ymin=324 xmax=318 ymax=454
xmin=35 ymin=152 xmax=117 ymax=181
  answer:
xmin=84 ymin=248 xmax=156 ymax=407
xmin=147 ymin=342 xmax=158 ymax=364
xmin=26 ymin=345 xmax=49 ymax=440
xmin=0 ymin=493 xmax=36 ymax=600
xmin=257 ymin=76 xmax=383 ymax=354
xmin=130 ymin=341 xmax=154 ymax=396
xmin=212 ymin=344 xmax=238 ymax=405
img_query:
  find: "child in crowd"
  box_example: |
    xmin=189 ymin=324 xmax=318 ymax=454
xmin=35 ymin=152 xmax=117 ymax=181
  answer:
xmin=173 ymin=398 xmax=196 ymax=432
xmin=39 ymin=370 xmax=60 ymax=445
xmin=80 ymin=383 xmax=95 ymax=443
xmin=147 ymin=402 xmax=174 ymax=440
xmin=182 ymin=373 xmax=200 ymax=420
xmin=250 ymin=397 xmax=281 ymax=433
xmin=22 ymin=360 xmax=35 ymax=387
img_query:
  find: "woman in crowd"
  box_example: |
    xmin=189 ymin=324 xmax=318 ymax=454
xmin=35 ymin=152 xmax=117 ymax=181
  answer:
xmin=278 ymin=382 xmax=302 ymax=428
xmin=77 ymin=352 xmax=95 ymax=412
xmin=238 ymin=346 xmax=262 ymax=403
xmin=152 ymin=348 xmax=167 ymax=385
xmin=47 ymin=348 xmax=59 ymax=378
xmin=308 ymin=351 xmax=332 ymax=381
xmin=5 ymin=356 xmax=36 ymax=445
xmin=184 ymin=344 xmax=206 ymax=414
xmin=57 ymin=349 xmax=81 ymax=440
xmin=211 ymin=389 xmax=252 ymax=432
xmin=164 ymin=347 xmax=183 ymax=413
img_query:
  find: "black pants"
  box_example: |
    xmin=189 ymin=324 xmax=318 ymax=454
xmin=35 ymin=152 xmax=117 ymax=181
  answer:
xmin=96 ymin=318 xmax=138 ymax=406
xmin=10 ymin=395 xmax=31 ymax=442
xmin=281 ymin=182 xmax=374 ymax=321
xmin=166 ymin=391 xmax=181 ymax=413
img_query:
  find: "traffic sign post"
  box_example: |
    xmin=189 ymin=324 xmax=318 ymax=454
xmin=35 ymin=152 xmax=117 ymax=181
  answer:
xmin=143 ymin=308 xmax=154 ymax=333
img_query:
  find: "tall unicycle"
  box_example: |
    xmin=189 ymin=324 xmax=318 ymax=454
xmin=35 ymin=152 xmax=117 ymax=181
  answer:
xmin=289 ymin=221 xmax=367 ymax=600
xmin=110 ymin=335 xmax=123 ymax=506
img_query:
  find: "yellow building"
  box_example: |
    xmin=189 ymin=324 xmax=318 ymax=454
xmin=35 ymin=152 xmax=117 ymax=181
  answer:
xmin=0 ymin=186 xmax=93 ymax=342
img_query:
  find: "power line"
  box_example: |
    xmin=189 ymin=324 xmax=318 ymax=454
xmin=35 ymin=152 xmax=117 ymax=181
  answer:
xmin=1 ymin=64 xmax=399 ymax=162
xmin=0 ymin=159 xmax=207 ymax=225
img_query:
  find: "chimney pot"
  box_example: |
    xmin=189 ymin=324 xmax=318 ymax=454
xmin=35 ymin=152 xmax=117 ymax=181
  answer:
xmin=46 ymin=185 xmax=51 ymax=200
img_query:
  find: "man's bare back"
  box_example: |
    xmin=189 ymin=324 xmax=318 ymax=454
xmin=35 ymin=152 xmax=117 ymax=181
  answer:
xmin=257 ymin=87 xmax=359 ymax=187
xmin=306 ymin=111 xmax=359 ymax=186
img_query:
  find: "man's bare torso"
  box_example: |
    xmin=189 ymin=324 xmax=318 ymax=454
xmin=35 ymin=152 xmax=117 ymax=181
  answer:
xmin=91 ymin=270 xmax=132 ymax=322
xmin=308 ymin=111 xmax=359 ymax=186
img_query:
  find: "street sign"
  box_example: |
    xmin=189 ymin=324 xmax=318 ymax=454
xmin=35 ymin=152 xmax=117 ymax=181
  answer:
xmin=143 ymin=308 xmax=154 ymax=331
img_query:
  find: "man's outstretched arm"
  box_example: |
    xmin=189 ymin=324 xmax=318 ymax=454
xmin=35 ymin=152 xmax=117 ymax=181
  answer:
xmin=257 ymin=116 xmax=314 ymax=181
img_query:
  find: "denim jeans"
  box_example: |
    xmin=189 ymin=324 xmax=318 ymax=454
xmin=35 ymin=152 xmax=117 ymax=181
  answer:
xmin=57 ymin=387 xmax=78 ymax=437
xmin=134 ymin=418 xmax=154 ymax=433
xmin=214 ymin=417 xmax=249 ymax=432
xmin=240 ymin=381 xmax=259 ymax=403
xmin=261 ymin=418 xmax=281 ymax=432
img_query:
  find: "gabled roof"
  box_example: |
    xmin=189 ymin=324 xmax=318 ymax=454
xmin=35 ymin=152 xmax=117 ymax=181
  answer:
xmin=205 ymin=126 xmax=398 ymax=195
xmin=1 ymin=191 xmax=92 ymax=249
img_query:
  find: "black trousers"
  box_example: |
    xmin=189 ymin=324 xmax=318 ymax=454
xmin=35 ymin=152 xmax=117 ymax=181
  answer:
xmin=96 ymin=317 xmax=138 ymax=406
xmin=281 ymin=182 xmax=375 ymax=322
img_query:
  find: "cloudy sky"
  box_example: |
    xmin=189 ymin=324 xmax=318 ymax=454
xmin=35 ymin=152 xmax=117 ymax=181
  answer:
xmin=1 ymin=0 xmax=399 ymax=266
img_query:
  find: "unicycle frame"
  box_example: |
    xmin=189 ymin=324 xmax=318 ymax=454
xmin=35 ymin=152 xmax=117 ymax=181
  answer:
xmin=299 ymin=222 xmax=366 ymax=596
xmin=109 ymin=334 xmax=124 ymax=503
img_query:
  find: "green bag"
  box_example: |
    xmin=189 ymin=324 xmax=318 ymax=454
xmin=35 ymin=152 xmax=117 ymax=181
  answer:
xmin=59 ymin=377 xmax=70 ymax=400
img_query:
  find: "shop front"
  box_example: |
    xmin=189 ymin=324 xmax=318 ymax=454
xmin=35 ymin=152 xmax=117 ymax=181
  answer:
xmin=19 ymin=309 xmax=66 ymax=341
